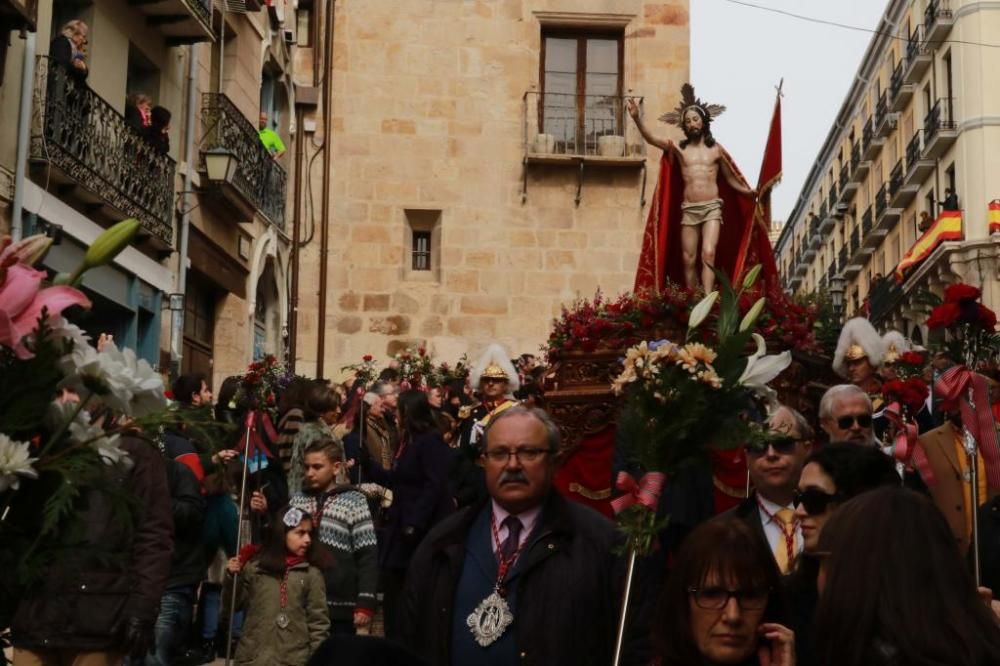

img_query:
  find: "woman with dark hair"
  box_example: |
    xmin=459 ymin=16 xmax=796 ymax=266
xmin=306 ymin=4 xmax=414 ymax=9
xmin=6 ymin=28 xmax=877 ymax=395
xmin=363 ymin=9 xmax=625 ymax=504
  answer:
xmin=814 ymin=487 xmax=1000 ymax=666
xmin=654 ymin=518 xmax=794 ymax=666
xmin=785 ymin=442 xmax=901 ymax=665
xmin=364 ymin=389 xmax=453 ymax=639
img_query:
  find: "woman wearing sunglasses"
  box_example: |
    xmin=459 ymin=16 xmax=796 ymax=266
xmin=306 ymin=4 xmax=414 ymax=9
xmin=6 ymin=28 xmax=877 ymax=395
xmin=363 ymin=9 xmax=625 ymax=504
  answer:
xmin=653 ymin=518 xmax=795 ymax=666
xmin=784 ymin=443 xmax=900 ymax=665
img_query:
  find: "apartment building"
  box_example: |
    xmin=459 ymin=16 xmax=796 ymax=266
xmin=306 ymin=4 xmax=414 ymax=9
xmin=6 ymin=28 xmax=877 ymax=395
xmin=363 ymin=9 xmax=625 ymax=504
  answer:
xmin=295 ymin=0 xmax=691 ymax=376
xmin=775 ymin=0 xmax=1000 ymax=343
xmin=0 ymin=0 xmax=308 ymax=388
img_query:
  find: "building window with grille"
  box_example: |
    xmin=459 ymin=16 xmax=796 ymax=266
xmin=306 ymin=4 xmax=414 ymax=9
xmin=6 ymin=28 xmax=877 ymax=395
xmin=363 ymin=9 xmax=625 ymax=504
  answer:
xmin=412 ymin=231 xmax=431 ymax=271
xmin=540 ymin=30 xmax=623 ymax=154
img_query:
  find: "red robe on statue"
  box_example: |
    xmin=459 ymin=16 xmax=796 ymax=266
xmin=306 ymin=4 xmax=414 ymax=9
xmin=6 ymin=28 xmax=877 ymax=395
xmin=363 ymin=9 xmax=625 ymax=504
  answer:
xmin=633 ymin=150 xmax=782 ymax=296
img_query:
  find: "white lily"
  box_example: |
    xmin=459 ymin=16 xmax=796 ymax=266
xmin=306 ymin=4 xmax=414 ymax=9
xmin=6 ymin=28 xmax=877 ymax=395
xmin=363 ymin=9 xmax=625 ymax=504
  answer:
xmin=739 ymin=334 xmax=792 ymax=401
xmin=688 ymin=291 xmax=719 ymax=330
xmin=0 ymin=433 xmax=39 ymax=492
xmin=69 ymin=420 xmax=130 ymax=467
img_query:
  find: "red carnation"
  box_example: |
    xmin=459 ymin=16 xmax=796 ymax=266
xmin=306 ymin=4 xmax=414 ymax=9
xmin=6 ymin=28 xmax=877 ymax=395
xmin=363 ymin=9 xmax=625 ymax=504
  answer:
xmin=927 ymin=302 xmax=960 ymax=328
xmin=944 ymin=283 xmax=981 ymax=303
xmin=238 ymin=543 xmax=261 ymax=565
xmin=363 ymin=354 xmax=373 ymax=362
xmin=899 ymin=351 xmax=925 ymax=366
xmin=978 ymin=304 xmax=998 ymax=331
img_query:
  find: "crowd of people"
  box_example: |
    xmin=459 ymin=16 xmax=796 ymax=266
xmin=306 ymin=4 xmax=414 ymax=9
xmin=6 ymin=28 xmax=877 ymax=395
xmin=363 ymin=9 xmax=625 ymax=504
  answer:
xmin=6 ymin=325 xmax=1000 ymax=666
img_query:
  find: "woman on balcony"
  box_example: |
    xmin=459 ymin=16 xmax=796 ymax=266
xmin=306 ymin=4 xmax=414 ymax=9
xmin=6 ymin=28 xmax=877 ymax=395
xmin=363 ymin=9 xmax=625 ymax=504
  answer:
xmin=51 ymin=20 xmax=89 ymax=82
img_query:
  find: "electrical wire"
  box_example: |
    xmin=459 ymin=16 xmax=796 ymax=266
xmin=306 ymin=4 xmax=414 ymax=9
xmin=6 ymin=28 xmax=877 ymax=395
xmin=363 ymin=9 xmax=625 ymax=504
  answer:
xmin=720 ymin=0 xmax=1000 ymax=49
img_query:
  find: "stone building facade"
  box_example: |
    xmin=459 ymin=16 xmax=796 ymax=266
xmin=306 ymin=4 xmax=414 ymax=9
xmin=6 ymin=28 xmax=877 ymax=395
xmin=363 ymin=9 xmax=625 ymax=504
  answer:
xmin=776 ymin=0 xmax=1000 ymax=343
xmin=294 ymin=0 xmax=691 ymax=377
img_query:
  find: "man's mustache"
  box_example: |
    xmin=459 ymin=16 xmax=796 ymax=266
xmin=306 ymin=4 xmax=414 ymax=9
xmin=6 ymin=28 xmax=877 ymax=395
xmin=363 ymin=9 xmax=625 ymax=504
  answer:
xmin=499 ymin=470 xmax=529 ymax=485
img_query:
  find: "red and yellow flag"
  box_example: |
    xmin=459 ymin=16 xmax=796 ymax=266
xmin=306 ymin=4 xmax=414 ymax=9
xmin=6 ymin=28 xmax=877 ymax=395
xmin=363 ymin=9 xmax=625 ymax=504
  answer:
xmin=989 ymin=200 xmax=1000 ymax=235
xmin=895 ymin=210 xmax=962 ymax=282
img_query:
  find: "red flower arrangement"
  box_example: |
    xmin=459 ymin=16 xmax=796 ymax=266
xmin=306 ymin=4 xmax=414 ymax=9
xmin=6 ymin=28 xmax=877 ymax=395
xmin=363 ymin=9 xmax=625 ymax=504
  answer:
xmin=546 ymin=284 xmax=817 ymax=355
xmin=882 ymin=378 xmax=929 ymax=414
xmin=925 ymin=282 xmax=1000 ymax=369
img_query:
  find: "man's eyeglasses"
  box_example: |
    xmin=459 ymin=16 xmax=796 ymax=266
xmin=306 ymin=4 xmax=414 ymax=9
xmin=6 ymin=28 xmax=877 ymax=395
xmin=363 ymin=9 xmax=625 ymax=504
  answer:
xmin=793 ymin=488 xmax=841 ymax=515
xmin=483 ymin=447 xmax=550 ymax=464
xmin=835 ymin=414 xmax=872 ymax=430
xmin=687 ymin=586 xmax=770 ymax=610
xmin=745 ymin=436 xmax=804 ymax=456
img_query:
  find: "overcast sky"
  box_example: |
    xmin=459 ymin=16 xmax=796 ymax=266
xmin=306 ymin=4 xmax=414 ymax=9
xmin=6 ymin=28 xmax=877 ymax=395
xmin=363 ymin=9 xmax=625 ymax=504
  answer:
xmin=690 ymin=0 xmax=889 ymax=222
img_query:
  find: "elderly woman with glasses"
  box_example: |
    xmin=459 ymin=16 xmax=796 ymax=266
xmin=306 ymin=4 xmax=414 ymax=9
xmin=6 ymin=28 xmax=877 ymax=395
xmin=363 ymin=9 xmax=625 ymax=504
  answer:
xmin=653 ymin=518 xmax=795 ymax=666
xmin=784 ymin=443 xmax=900 ymax=665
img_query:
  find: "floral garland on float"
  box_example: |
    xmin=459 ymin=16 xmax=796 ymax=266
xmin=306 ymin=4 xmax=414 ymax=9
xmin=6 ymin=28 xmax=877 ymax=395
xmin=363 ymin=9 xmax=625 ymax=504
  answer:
xmin=0 ymin=221 xmax=226 ymax=635
xmin=925 ymin=283 xmax=1000 ymax=585
xmin=606 ymin=267 xmax=793 ymax=660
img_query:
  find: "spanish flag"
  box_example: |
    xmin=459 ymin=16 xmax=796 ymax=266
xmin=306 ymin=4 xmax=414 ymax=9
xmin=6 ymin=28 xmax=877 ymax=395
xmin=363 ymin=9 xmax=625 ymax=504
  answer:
xmin=989 ymin=200 xmax=1000 ymax=235
xmin=895 ymin=210 xmax=963 ymax=282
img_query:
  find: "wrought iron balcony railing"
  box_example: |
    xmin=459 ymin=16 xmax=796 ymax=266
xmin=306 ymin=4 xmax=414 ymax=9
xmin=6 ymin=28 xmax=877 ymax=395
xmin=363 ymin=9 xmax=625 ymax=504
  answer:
xmin=924 ymin=97 xmax=956 ymax=142
xmin=924 ymin=0 xmax=953 ymax=35
xmin=851 ymin=142 xmax=860 ymax=170
xmin=862 ymin=122 xmax=874 ymax=151
xmin=29 ymin=56 xmax=176 ymax=247
xmin=906 ymin=132 xmax=921 ymax=168
xmin=862 ymin=206 xmax=874 ymax=235
xmin=890 ymin=61 xmax=904 ymax=99
xmin=875 ymin=92 xmax=888 ymax=128
xmin=839 ymin=245 xmax=848 ymax=270
xmin=201 ymin=93 xmax=287 ymax=228
xmin=523 ymin=92 xmax=646 ymax=160
xmin=875 ymin=184 xmax=888 ymax=219
xmin=827 ymin=185 xmax=838 ymax=212
xmin=889 ymin=162 xmax=904 ymax=197
xmin=839 ymin=163 xmax=849 ymax=190
xmin=907 ymin=26 xmax=922 ymax=62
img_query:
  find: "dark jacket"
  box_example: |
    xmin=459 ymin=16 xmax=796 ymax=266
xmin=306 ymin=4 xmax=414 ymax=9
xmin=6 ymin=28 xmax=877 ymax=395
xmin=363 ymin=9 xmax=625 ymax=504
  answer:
xmin=49 ymin=34 xmax=87 ymax=83
xmin=365 ymin=430 xmax=454 ymax=570
xmin=399 ymin=492 xmax=648 ymax=666
xmin=719 ymin=494 xmax=768 ymax=544
xmin=165 ymin=458 xmax=206 ymax=588
xmin=11 ymin=438 xmax=174 ymax=651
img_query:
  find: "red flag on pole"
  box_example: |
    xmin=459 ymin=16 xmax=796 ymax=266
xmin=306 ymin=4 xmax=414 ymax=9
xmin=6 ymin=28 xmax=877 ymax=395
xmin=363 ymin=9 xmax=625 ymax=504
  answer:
xmin=757 ymin=83 xmax=783 ymax=199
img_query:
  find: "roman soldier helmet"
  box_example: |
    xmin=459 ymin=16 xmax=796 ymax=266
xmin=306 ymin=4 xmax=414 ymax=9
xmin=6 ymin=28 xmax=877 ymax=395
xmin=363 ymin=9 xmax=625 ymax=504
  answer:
xmin=471 ymin=343 xmax=520 ymax=393
xmin=832 ymin=317 xmax=886 ymax=378
xmin=881 ymin=330 xmax=911 ymax=365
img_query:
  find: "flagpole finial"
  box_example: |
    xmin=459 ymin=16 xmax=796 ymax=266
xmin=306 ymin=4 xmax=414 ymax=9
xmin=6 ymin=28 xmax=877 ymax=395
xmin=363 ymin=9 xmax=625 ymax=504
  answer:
xmin=775 ymin=78 xmax=784 ymax=98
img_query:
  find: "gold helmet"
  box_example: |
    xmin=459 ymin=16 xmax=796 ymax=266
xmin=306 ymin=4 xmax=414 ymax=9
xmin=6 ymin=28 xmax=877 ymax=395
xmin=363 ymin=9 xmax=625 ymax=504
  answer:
xmin=471 ymin=343 xmax=520 ymax=393
xmin=832 ymin=317 xmax=885 ymax=378
xmin=881 ymin=330 xmax=910 ymax=365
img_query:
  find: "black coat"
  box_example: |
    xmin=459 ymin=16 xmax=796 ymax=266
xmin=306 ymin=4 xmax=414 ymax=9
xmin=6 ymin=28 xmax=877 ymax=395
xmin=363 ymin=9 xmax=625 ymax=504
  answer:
xmin=365 ymin=429 xmax=454 ymax=570
xmin=11 ymin=438 xmax=174 ymax=651
xmin=49 ymin=35 xmax=87 ymax=82
xmin=399 ymin=492 xmax=649 ymax=666
xmin=165 ymin=459 xmax=206 ymax=588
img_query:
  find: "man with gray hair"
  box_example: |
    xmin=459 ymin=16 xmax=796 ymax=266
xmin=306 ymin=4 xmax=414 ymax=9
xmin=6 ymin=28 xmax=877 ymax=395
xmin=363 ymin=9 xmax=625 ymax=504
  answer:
xmin=400 ymin=406 xmax=644 ymax=664
xmin=819 ymin=384 xmax=875 ymax=447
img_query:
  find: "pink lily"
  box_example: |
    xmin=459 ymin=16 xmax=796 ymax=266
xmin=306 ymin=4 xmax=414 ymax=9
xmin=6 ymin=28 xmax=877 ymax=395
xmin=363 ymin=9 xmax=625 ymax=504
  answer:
xmin=0 ymin=258 xmax=91 ymax=359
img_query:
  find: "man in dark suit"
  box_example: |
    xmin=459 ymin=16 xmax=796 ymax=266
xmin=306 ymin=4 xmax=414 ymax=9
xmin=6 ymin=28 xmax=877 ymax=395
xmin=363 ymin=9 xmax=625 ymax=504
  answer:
xmin=724 ymin=405 xmax=813 ymax=574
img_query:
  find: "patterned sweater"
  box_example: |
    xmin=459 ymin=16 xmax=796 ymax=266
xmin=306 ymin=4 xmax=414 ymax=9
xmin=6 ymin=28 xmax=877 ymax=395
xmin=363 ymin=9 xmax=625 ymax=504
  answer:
xmin=290 ymin=487 xmax=378 ymax=621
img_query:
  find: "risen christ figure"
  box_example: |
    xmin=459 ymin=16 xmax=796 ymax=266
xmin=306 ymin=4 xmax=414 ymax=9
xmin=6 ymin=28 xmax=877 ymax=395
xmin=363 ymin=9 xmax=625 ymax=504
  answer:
xmin=627 ymin=98 xmax=755 ymax=291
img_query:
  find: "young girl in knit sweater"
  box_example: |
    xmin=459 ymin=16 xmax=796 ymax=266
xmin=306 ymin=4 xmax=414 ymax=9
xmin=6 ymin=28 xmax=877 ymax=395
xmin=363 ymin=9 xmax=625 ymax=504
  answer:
xmin=227 ymin=505 xmax=330 ymax=666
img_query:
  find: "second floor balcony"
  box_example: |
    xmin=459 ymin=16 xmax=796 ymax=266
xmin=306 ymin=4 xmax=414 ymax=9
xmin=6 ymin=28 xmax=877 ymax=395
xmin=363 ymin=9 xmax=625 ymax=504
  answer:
xmin=904 ymin=130 xmax=935 ymax=187
xmin=200 ymin=93 xmax=287 ymax=229
xmin=29 ymin=56 xmax=176 ymax=249
xmin=130 ymin=0 xmax=214 ymax=44
xmin=923 ymin=98 xmax=958 ymax=159
xmin=904 ymin=26 xmax=932 ymax=84
xmin=874 ymin=92 xmax=895 ymax=138
xmin=890 ymin=60 xmax=915 ymax=112
xmin=924 ymin=0 xmax=954 ymax=45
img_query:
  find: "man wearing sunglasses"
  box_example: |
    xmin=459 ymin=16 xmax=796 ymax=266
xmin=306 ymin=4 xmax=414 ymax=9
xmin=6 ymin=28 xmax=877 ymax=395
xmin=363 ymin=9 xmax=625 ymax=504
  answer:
xmin=725 ymin=406 xmax=813 ymax=574
xmin=819 ymin=384 xmax=876 ymax=447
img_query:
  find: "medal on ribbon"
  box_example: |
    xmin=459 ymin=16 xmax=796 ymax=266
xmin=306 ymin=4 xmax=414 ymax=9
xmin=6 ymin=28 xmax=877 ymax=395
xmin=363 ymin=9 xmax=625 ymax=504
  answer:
xmin=467 ymin=511 xmax=527 ymax=647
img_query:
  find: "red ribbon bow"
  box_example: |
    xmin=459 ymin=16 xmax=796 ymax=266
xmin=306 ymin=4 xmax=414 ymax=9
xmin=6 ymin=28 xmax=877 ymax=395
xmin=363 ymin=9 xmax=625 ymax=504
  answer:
xmin=934 ymin=366 xmax=1000 ymax=487
xmin=883 ymin=401 xmax=935 ymax=485
xmin=611 ymin=471 xmax=666 ymax=515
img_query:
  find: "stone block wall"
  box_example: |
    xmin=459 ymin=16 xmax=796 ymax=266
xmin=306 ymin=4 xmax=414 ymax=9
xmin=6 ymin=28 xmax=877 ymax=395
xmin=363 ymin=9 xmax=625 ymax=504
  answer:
xmin=296 ymin=0 xmax=690 ymax=376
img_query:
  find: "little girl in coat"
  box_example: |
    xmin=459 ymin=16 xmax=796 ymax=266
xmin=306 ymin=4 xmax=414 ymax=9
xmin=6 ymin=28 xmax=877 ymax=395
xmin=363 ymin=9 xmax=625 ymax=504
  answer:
xmin=227 ymin=505 xmax=330 ymax=666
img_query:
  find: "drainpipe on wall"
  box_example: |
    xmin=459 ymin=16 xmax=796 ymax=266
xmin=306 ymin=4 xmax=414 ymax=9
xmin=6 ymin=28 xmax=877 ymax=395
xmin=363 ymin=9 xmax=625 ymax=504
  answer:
xmin=315 ymin=0 xmax=335 ymax=379
xmin=11 ymin=31 xmax=36 ymax=242
xmin=288 ymin=104 xmax=304 ymax=371
xmin=170 ymin=43 xmax=199 ymax=379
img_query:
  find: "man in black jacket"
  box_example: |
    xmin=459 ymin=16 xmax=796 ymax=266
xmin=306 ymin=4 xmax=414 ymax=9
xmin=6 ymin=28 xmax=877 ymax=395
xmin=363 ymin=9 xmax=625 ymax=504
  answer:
xmin=11 ymin=437 xmax=174 ymax=664
xmin=400 ymin=406 xmax=647 ymax=666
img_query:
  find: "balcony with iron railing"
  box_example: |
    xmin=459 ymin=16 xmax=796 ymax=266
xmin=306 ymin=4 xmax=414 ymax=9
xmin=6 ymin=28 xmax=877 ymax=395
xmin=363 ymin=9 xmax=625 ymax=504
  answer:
xmin=890 ymin=60 xmax=915 ymax=112
xmin=868 ymin=274 xmax=905 ymax=325
xmin=129 ymin=0 xmax=213 ymax=44
xmin=827 ymin=185 xmax=839 ymax=213
xmin=923 ymin=97 xmax=958 ymax=159
xmin=200 ymin=93 xmax=287 ymax=229
xmin=904 ymin=25 xmax=932 ymax=84
xmin=874 ymin=91 xmax=894 ymax=138
xmin=850 ymin=141 xmax=869 ymax=183
xmin=807 ymin=216 xmax=822 ymax=250
xmin=875 ymin=184 xmax=888 ymax=220
xmin=838 ymin=245 xmax=849 ymax=273
xmin=904 ymin=130 xmax=934 ymax=187
xmin=924 ymin=0 xmax=954 ymax=45
xmin=29 ymin=56 xmax=176 ymax=248
xmin=524 ymin=92 xmax=646 ymax=162
xmin=888 ymin=161 xmax=903 ymax=199
xmin=862 ymin=119 xmax=883 ymax=159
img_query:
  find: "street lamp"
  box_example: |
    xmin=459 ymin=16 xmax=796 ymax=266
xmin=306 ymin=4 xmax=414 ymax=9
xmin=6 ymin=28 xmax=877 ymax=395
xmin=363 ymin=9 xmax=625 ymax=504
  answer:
xmin=829 ymin=275 xmax=846 ymax=323
xmin=202 ymin=147 xmax=238 ymax=183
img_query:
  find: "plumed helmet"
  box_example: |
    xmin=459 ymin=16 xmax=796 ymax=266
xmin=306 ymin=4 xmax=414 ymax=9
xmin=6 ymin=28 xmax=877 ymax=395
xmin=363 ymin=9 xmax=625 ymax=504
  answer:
xmin=881 ymin=330 xmax=911 ymax=365
xmin=470 ymin=343 xmax=520 ymax=394
xmin=832 ymin=317 xmax=886 ymax=378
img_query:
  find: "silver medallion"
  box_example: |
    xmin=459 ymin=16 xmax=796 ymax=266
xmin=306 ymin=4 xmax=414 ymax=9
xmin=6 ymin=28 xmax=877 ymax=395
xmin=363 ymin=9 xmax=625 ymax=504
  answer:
xmin=466 ymin=590 xmax=514 ymax=647
xmin=276 ymin=612 xmax=290 ymax=629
